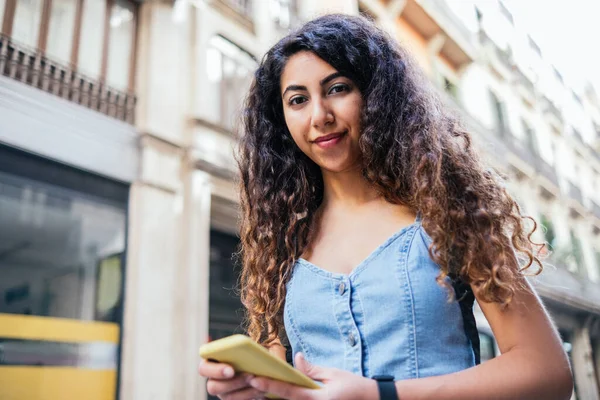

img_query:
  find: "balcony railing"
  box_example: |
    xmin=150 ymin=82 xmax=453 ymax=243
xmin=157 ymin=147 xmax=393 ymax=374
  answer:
xmin=0 ymin=34 xmax=135 ymax=123
xmin=568 ymin=181 xmax=583 ymax=205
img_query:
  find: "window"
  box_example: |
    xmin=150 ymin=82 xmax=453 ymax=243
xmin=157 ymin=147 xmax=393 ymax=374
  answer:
xmin=11 ymin=0 xmax=43 ymax=47
xmin=0 ymin=0 xmax=139 ymax=121
xmin=0 ymin=144 xmax=127 ymax=399
xmin=522 ymin=120 xmax=539 ymax=155
xmin=528 ymin=35 xmax=542 ymax=57
xmin=553 ymin=66 xmax=564 ymax=85
xmin=223 ymin=0 xmax=253 ymax=20
xmin=570 ymin=230 xmax=584 ymax=275
xmin=498 ymin=1 xmax=514 ymax=25
xmin=489 ymin=90 xmax=507 ymax=135
xmin=78 ymin=0 xmax=106 ymax=79
xmin=540 ymin=214 xmax=556 ymax=250
xmin=209 ymin=229 xmax=244 ymax=341
xmin=444 ymin=77 xmax=458 ymax=100
xmin=474 ymin=6 xmax=482 ymax=22
xmin=271 ymin=0 xmax=297 ymax=29
xmin=46 ymin=0 xmax=77 ymax=64
xmin=206 ymin=35 xmax=256 ymax=131
xmin=106 ymin=0 xmax=136 ymax=90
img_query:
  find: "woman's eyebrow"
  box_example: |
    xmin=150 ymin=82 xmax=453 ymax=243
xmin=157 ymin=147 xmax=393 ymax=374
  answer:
xmin=282 ymin=72 xmax=344 ymax=97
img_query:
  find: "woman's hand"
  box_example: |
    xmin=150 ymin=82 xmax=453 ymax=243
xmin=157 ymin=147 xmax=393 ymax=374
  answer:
xmin=249 ymin=353 xmax=379 ymax=400
xmin=198 ymin=359 xmax=267 ymax=400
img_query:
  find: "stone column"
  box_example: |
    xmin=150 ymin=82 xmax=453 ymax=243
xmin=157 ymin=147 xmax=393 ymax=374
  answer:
xmin=120 ymin=0 xmax=194 ymax=398
xmin=184 ymin=170 xmax=213 ymax=400
xmin=571 ymin=317 xmax=600 ymax=400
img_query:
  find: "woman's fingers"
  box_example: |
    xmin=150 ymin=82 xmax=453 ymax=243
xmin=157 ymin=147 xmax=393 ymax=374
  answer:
xmin=206 ymin=373 xmax=255 ymax=397
xmin=198 ymin=359 xmax=235 ymax=380
xmin=222 ymin=385 xmax=266 ymax=400
xmin=250 ymin=377 xmax=319 ymax=400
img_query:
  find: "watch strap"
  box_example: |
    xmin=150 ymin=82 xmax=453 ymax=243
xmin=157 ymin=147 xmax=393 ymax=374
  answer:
xmin=372 ymin=375 xmax=398 ymax=400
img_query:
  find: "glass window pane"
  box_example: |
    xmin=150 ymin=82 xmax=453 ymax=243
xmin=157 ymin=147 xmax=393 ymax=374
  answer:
xmin=12 ymin=0 xmax=43 ymax=47
xmin=0 ymin=150 xmax=126 ymax=400
xmin=479 ymin=332 xmax=496 ymax=362
xmin=0 ymin=170 xmax=126 ymax=321
xmin=78 ymin=0 xmax=106 ymax=79
xmin=106 ymin=0 xmax=135 ymax=91
xmin=46 ymin=0 xmax=77 ymax=64
xmin=207 ymin=35 xmax=255 ymax=131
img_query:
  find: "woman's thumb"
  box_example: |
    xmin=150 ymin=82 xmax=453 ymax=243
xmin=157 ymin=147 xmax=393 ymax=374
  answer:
xmin=295 ymin=353 xmax=328 ymax=380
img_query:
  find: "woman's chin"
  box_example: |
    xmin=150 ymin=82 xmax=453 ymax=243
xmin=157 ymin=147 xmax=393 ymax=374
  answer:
xmin=317 ymin=159 xmax=362 ymax=175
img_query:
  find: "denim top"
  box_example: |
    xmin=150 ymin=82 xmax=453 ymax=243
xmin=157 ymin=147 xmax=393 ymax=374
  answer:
xmin=283 ymin=217 xmax=478 ymax=379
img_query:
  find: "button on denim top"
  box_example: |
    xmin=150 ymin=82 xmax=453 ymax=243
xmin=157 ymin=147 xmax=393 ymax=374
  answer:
xmin=283 ymin=217 xmax=477 ymax=379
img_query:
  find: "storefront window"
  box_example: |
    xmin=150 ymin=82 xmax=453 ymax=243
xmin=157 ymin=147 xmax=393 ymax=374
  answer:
xmin=46 ymin=0 xmax=77 ymax=64
xmin=209 ymin=229 xmax=244 ymax=341
xmin=0 ymin=146 xmax=127 ymax=400
xmin=78 ymin=0 xmax=106 ymax=79
xmin=11 ymin=0 xmax=43 ymax=47
xmin=106 ymin=0 xmax=135 ymax=91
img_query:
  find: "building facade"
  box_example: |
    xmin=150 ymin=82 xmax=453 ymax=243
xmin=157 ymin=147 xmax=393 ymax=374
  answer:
xmin=0 ymin=0 xmax=599 ymax=399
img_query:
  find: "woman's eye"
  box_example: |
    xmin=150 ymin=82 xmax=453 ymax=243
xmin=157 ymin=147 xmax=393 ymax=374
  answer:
xmin=329 ymin=84 xmax=349 ymax=94
xmin=289 ymin=96 xmax=307 ymax=106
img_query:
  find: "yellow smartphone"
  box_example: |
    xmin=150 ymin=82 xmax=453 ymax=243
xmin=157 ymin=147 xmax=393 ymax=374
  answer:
xmin=199 ymin=334 xmax=320 ymax=398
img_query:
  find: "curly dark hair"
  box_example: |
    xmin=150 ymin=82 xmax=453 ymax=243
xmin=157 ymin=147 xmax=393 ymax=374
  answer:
xmin=237 ymin=13 xmax=543 ymax=346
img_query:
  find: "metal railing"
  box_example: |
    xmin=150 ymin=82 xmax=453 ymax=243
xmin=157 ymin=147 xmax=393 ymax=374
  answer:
xmin=0 ymin=34 xmax=135 ymax=124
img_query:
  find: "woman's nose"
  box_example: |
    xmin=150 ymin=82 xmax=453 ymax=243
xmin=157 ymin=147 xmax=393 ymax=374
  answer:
xmin=311 ymin=98 xmax=334 ymax=130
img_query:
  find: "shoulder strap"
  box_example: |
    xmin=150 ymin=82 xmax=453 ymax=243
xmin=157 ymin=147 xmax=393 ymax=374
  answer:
xmin=450 ymin=274 xmax=481 ymax=365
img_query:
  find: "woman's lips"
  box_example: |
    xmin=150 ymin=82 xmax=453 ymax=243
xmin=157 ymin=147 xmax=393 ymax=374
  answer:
xmin=313 ymin=131 xmax=347 ymax=149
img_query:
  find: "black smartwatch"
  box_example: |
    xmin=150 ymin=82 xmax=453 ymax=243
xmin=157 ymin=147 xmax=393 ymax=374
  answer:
xmin=372 ymin=375 xmax=398 ymax=400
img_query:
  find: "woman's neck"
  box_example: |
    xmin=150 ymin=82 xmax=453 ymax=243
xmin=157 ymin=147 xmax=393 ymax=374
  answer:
xmin=320 ymin=166 xmax=381 ymax=211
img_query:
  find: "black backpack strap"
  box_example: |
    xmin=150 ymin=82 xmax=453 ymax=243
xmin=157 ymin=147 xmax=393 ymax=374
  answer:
xmin=450 ymin=274 xmax=481 ymax=365
xmin=279 ymin=328 xmax=294 ymax=365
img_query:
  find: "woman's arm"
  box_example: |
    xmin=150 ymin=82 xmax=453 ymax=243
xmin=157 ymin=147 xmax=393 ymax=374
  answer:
xmin=267 ymin=336 xmax=288 ymax=361
xmin=394 ymin=278 xmax=573 ymax=400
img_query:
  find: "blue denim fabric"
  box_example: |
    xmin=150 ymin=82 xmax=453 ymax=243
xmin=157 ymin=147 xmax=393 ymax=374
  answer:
xmin=283 ymin=218 xmax=476 ymax=379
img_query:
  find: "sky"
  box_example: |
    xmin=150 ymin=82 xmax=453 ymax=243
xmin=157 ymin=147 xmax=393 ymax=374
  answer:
xmin=505 ymin=0 xmax=600 ymax=95
xmin=447 ymin=0 xmax=600 ymax=96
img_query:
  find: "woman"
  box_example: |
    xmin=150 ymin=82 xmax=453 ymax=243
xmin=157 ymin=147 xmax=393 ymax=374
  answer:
xmin=199 ymin=13 xmax=573 ymax=400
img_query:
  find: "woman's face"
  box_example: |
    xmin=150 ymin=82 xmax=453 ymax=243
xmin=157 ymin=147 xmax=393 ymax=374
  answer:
xmin=280 ymin=51 xmax=363 ymax=173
